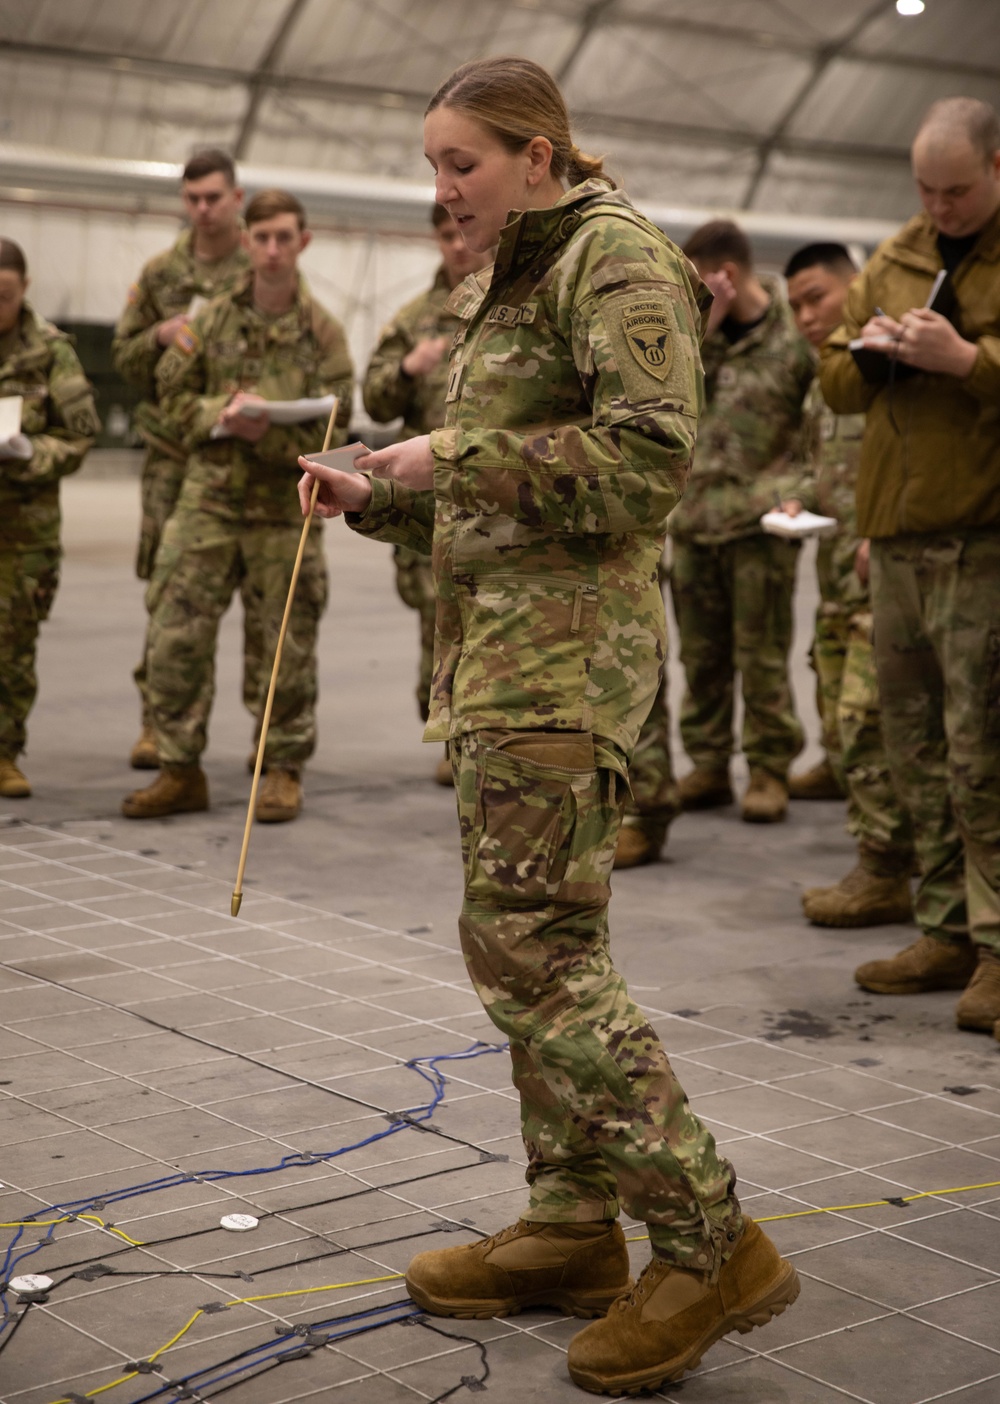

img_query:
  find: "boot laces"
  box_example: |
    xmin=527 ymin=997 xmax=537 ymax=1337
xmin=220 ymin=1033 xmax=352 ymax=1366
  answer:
xmin=614 ymin=1256 xmax=670 ymax=1311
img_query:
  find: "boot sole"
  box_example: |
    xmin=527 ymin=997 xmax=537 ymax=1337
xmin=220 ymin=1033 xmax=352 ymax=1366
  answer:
xmin=0 ymin=785 xmax=31 ymax=798
xmin=130 ymin=755 xmax=161 ymax=771
xmin=955 ymin=1012 xmax=1000 ymax=1033
xmin=569 ymin=1262 xmax=800 ymax=1395
xmin=406 ymin=1279 xmax=630 ymax=1322
xmin=741 ymin=810 xmax=787 ymax=824
xmin=121 ymin=798 xmax=209 ymax=819
xmin=805 ymin=907 xmax=914 ymax=929
xmin=855 ymin=974 xmax=973 ymax=995
xmin=255 ymin=809 xmax=300 ymax=823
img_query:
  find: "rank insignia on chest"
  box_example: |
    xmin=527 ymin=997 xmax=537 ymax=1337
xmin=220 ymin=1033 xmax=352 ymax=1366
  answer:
xmin=622 ymin=306 xmax=673 ymax=381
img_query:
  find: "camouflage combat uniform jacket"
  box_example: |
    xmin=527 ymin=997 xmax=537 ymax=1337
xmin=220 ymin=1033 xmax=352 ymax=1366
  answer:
xmin=155 ymin=272 xmax=353 ymax=526
xmin=112 ymin=229 xmax=250 ymax=461
xmin=667 ymin=278 xmax=814 ymax=544
xmin=350 ymin=177 xmax=710 ymax=757
xmin=0 ymin=305 xmax=100 ymax=551
xmin=801 ymin=378 xmax=867 ymax=617
xmin=363 ymin=267 xmax=456 ymax=438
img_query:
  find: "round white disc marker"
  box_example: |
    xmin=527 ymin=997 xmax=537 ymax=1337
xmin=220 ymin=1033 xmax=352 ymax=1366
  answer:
xmin=220 ymin=1213 xmax=259 ymax=1232
xmin=11 ymin=1274 xmax=54 ymax=1294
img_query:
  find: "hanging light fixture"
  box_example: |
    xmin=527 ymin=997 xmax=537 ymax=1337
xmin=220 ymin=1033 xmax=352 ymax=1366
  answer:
xmin=896 ymin=0 xmax=925 ymax=15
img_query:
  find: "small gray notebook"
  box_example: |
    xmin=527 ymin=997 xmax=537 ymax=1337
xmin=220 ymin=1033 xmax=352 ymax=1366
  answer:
xmin=303 ymin=443 xmax=372 ymax=471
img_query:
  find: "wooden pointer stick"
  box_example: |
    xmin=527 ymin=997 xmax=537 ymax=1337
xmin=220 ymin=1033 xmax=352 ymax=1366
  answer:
xmin=231 ymin=399 xmax=339 ymax=917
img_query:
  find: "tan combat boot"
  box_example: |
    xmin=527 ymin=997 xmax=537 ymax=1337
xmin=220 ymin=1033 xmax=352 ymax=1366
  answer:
xmin=614 ymin=815 xmax=670 ymax=869
xmin=802 ymin=863 xmax=913 ymax=928
xmin=740 ymin=769 xmax=787 ymax=824
xmin=255 ymin=766 xmax=301 ymax=823
xmin=406 ymin=1219 xmax=631 ymax=1320
xmin=678 ymin=766 xmax=732 ymax=811
xmin=0 ymin=759 xmax=31 ymax=798
xmin=855 ymin=934 xmax=977 ymax=995
xmin=567 ymin=1219 xmax=799 ymax=1395
xmin=434 ymin=744 xmax=453 ymax=787
xmin=787 ymin=758 xmax=844 ymax=800
xmin=955 ymin=948 xmax=1000 ymax=1032
xmin=122 ymin=764 xmax=209 ymax=819
xmin=129 ymin=726 xmax=160 ymax=770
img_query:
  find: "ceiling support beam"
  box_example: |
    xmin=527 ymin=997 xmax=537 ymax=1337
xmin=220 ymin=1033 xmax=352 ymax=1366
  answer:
xmin=233 ymin=0 xmax=313 ymax=159
xmin=739 ymin=0 xmax=898 ymax=209
xmin=556 ymin=0 xmax=617 ymax=83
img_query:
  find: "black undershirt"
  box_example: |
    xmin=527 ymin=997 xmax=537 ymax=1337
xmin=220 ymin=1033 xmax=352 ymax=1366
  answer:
xmin=937 ymin=230 xmax=980 ymax=276
xmin=720 ymin=308 xmax=767 ymax=344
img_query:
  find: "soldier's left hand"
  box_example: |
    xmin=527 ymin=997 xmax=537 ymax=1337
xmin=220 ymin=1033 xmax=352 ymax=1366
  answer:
xmin=361 ymin=434 xmax=435 ymax=490
xmin=895 ymin=309 xmax=978 ymax=378
xmin=219 ymin=391 xmax=271 ymax=442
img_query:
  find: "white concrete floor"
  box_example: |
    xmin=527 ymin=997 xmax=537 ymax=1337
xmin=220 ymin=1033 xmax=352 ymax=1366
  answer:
xmin=1 ymin=468 xmax=998 ymax=1404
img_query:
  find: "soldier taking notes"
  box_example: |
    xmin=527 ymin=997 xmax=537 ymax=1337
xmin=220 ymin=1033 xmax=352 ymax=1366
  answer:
xmin=122 ymin=189 xmax=352 ymax=825
xmin=113 ymin=149 xmax=252 ymax=773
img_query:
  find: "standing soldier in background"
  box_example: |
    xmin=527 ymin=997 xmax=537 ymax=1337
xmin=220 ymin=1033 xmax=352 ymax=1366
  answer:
xmin=112 ymin=149 xmax=251 ymax=771
xmin=784 ymin=243 xmax=914 ymax=927
xmin=0 ymin=238 xmax=100 ymax=798
xmin=821 ymin=97 xmax=1000 ymax=1040
xmin=121 ymin=190 xmax=353 ymax=824
xmin=363 ymin=204 xmax=489 ymax=785
xmin=666 ymin=220 xmax=813 ymax=825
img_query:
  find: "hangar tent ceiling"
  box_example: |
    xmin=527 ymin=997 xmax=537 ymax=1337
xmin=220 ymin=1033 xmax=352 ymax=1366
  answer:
xmin=2 ymin=0 xmax=998 ymax=228
xmin=0 ymin=0 xmax=996 ymax=379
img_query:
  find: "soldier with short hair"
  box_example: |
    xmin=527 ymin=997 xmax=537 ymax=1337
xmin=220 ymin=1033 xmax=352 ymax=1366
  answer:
xmin=112 ymin=148 xmax=252 ymax=771
xmin=820 ymin=97 xmax=1000 ymax=1038
xmin=121 ymin=189 xmax=353 ymax=824
xmin=666 ymin=219 xmax=814 ymax=826
xmin=363 ymin=203 xmax=489 ymax=785
xmin=0 ymin=238 xmax=100 ymax=798
xmin=784 ymin=242 xmax=914 ymax=927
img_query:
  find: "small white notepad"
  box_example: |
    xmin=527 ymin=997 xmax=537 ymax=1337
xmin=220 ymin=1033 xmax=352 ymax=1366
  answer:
xmin=761 ymin=509 xmax=839 ymax=540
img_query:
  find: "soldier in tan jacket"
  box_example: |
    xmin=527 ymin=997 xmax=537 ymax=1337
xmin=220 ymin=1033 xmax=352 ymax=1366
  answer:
xmin=820 ymin=97 xmax=1000 ymax=1039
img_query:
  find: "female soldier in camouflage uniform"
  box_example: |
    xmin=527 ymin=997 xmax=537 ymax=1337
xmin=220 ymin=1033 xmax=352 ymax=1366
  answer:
xmin=0 ymin=239 xmax=99 ymax=798
xmin=298 ymin=58 xmax=797 ymax=1395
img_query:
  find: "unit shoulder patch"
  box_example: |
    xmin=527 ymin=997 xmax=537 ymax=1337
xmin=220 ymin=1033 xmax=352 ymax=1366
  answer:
xmin=621 ymin=302 xmax=673 ymax=382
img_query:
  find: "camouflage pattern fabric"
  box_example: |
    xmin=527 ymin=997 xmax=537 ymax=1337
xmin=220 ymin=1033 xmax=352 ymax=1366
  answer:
xmin=871 ymin=533 xmax=1000 ymax=955
xmin=0 ymin=305 xmax=98 ymax=761
xmin=667 ymin=278 xmax=814 ymax=547
xmin=664 ymin=282 xmax=811 ymax=775
xmin=363 ymin=269 xmax=458 ymax=720
xmin=351 ymin=181 xmax=743 ymax=1271
xmin=145 ymin=273 xmax=352 ymax=764
xmin=112 ymin=229 xmax=251 ymax=575
xmin=0 ymin=548 xmax=60 ymax=761
xmin=351 ymin=178 xmax=711 ymax=757
xmin=837 ymin=611 xmax=913 ymax=873
xmin=146 ymin=511 xmax=326 ymax=766
xmin=798 ymin=379 xmax=912 ymax=869
xmin=622 ymin=666 xmax=680 ymax=825
xmin=454 ymin=729 xmax=742 ymax=1268
xmin=670 ymin=535 xmax=803 ymax=778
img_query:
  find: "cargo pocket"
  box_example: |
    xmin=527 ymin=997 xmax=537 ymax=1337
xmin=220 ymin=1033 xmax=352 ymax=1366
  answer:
xmin=466 ymin=731 xmax=596 ymax=908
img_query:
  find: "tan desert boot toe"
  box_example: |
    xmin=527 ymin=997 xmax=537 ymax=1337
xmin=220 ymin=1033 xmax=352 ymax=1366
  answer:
xmin=741 ymin=769 xmax=788 ymax=824
xmin=255 ymin=765 xmax=302 ymax=823
xmin=129 ymin=726 xmax=160 ymax=770
xmin=955 ymin=949 xmax=1000 ymax=1031
xmin=122 ymin=764 xmax=209 ymax=819
xmin=567 ymin=1219 xmax=799 ymax=1395
xmin=678 ymin=767 xmax=732 ymax=811
xmin=855 ymin=934 xmax=977 ymax=995
xmin=0 ymin=759 xmax=31 ymax=798
xmin=406 ymin=1219 xmax=631 ymax=1320
xmin=787 ymin=758 xmax=844 ymax=800
xmin=803 ymin=864 xmax=913 ymax=928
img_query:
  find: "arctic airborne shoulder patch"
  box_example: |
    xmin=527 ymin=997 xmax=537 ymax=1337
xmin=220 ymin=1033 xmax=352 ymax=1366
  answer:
xmin=621 ymin=302 xmax=673 ymax=382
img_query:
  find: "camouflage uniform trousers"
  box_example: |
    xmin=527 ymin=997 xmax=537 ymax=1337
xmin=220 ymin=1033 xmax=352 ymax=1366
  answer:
xmin=393 ymin=545 xmax=435 ymax=722
xmin=454 ymin=728 xmax=742 ymax=1270
xmin=871 ymin=532 xmax=1000 ymax=955
xmin=670 ymin=534 xmax=803 ymax=777
xmin=133 ymin=448 xmax=264 ymax=731
xmin=0 ymin=548 xmax=60 ymax=762
xmin=146 ymin=505 xmax=327 ymax=767
xmin=812 ymin=607 xmax=913 ymax=874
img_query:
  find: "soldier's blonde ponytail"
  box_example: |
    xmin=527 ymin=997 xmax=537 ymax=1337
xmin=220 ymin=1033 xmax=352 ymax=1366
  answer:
xmin=427 ymin=57 xmax=613 ymax=190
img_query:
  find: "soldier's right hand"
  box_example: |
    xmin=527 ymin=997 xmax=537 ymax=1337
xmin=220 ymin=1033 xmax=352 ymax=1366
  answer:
xmin=156 ymin=313 xmax=189 ymax=348
xmin=297 ymin=457 xmax=374 ymax=519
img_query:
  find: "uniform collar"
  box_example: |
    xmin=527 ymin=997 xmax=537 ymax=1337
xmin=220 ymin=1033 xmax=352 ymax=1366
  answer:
xmin=491 ymin=177 xmax=621 ymax=284
xmin=889 ymin=203 xmax=1000 ymax=272
xmin=232 ymin=270 xmax=312 ymax=332
xmin=716 ymin=273 xmax=788 ymax=353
